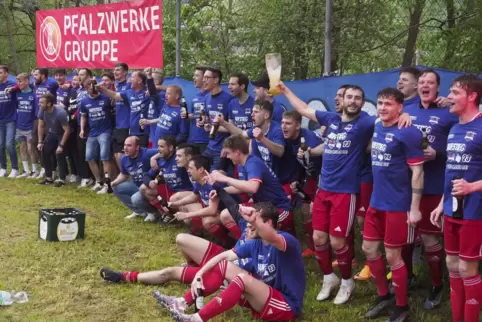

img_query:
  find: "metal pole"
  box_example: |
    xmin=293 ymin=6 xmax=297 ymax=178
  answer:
xmin=175 ymin=0 xmax=181 ymax=77
xmin=323 ymin=0 xmax=333 ymax=76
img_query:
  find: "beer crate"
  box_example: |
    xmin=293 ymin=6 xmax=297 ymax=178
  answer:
xmin=38 ymin=208 xmax=86 ymax=242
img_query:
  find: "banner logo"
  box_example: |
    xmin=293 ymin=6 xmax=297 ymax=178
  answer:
xmin=39 ymin=16 xmax=62 ymax=62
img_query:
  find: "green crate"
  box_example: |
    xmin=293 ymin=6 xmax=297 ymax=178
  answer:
xmin=39 ymin=208 xmax=86 ymax=242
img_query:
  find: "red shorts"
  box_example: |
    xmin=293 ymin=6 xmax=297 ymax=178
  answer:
xmin=242 ymin=202 xmax=293 ymax=230
xmin=148 ymin=141 xmax=154 ymax=149
xmin=238 ymin=285 xmax=296 ymax=321
xmin=282 ymin=183 xmax=295 ymax=202
xmin=418 ymin=195 xmax=443 ymax=235
xmin=444 ymin=216 xmax=482 ymax=261
xmin=356 ymin=182 xmax=373 ymax=217
xmin=156 ymin=185 xmax=190 ymax=202
xmin=304 ymin=176 xmax=318 ymax=201
xmin=199 ymin=241 xmax=225 ymax=266
xmin=363 ymin=207 xmax=415 ymax=248
xmin=311 ymin=189 xmax=359 ymax=237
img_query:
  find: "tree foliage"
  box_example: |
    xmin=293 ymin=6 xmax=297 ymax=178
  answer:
xmin=0 ymin=0 xmax=480 ymax=80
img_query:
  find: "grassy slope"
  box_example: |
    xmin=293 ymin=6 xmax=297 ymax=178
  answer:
xmin=0 ymin=179 xmax=449 ymax=321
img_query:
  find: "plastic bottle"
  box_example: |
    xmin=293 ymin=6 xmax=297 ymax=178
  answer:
xmin=0 ymin=291 xmax=29 ymax=306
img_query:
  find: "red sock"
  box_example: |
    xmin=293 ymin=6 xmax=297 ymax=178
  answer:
xmin=464 ymin=275 xmax=482 ymax=322
xmin=334 ymin=244 xmax=353 ymax=279
xmin=199 ymin=275 xmax=245 ymax=321
xmin=450 ymin=271 xmax=465 ymax=322
xmin=401 ymin=243 xmax=414 ymax=278
xmin=390 ymin=260 xmax=408 ymax=307
xmin=346 ymin=230 xmax=355 ymax=261
xmin=122 ymin=271 xmax=139 ymax=283
xmin=190 ymin=217 xmax=204 ymax=234
xmin=180 ymin=267 xmax=200 ymax=284
xmin=425 ymin=243 xmax=444 ymax=287
xmin=224 ymin=221 xmax=242 ymax=240
xmin=314 ymin=243 xmax=333 ymax=275
xmin=303 ymin=221 xmax=314 ymax=250
xmin=366 ymin=255 xmax=389 ymax=296
xmin=207 ymin=224 xmax=234 ymax=245
xmin=183 ymin=261 xmax=227 ymax=306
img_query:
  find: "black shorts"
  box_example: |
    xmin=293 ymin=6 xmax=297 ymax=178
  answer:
xmin=112 ymin=128 xmax=130 ymax=154
xmin=136 ymin=135 xmax=149 ymax=148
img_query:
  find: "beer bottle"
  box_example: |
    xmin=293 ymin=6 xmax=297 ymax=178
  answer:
xmin=195 ymin=277 xmax=204 ymax=312
xmin=198 ymin=104 xmax=206 ymax=126
xmin=209 ymin=114 xmax=221 ymax=139
xmin=300 ymin=137 xmax=310 ymax=166
xmin=422 ymin=128 xmax=429 ymax=150
xmin=139 ymin=113 xmax=145 ymax=133
xmin=295 ymin=182 xmax=311 ymax=202
xmin=155 ymin=172 xmax=165 ymax=185
xmin=452 ymin=176 xmax=464 ymax=220
xmin=156 ymin=195 xmax=172 ymax=215
xmin=91 ymin=80 xmax=98 ymax=95
xmin=181 ymin=97 xmax=188 ymax=119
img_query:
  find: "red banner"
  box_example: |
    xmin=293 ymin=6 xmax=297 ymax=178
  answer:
xmin=36 ymin=0 xmax=163 ymax=69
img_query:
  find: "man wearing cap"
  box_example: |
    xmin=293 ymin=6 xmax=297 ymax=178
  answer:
xmin=252 ymin=73 xmax=285 ymax=123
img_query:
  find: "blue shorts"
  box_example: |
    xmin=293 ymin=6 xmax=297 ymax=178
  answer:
xmin=86 ymin=132 xmax=112 ymax=161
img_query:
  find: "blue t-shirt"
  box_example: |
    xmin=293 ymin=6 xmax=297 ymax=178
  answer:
xmin=370 ymin=123 xmax=424 ymax=211
xmin=403 ymin=95 xmax=420 ymax=109
xmin=404 ymin=103 xmax=458 ymax=195
xmin=147 ymin=97 xmax=162 ymax=144
xmin=238 ymin=155 xmax=292 ymax=211
xmin=206 ymin=90 xmax=233 ymax=152
xmin=0 ymin=80 xmax=17 ymax=123
xmin=228 ymin=96 xmax=255 ymax=130
xmin=120 ymin=148 xmax=158 ymax=187
xmin=34 ymin=79 xmax=58 ymax=118
xmin=272 ymin=99 xmax=285 ymax=123
xmin=16 ymin=90 xmax=36 ymax=130
xmin=247 ymin=122 xmax=285 ymax=175
xmin=315 ymin=111 xmax=376 ymax=193
xmin=120 ymin=88 xmax=151 ymax=136
xmin=188 ymin=90 xmax=209 ymax=144
xmin=234 ymin=232 xmax=305 ymax=317
xmin=193 ymin=181 xmax=214 ymax=207
xmin=154 ymin=105 xmax=189 ymax=144
xmin=79 ymin=94 xmax=113 ymax=137
xmin=56 ymin=86 xmax=76 ymax=108
xmin=148 ymin=154 xmax=193 ymax=192
xmin=76 ymin=87 xmax=88 ymax=126
xmin=286 ymin=128 xmax=323 ymax=179
xmin=115 ymin=80 xmax=131 ymax=129
xmin=443 ymin=115 xmax=482 ymax=220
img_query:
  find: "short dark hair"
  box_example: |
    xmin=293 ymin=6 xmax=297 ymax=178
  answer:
xmin=190 ymin=154 xmax=211 ymax=172
xmin=114 ymin=62 xmax=129 ymax=72
xmin=230 ymin=72 xmax=249 ymax=92
xmin=195 ymin=66 xmax=207 ymax=74
xmin=253 ymin=202 xmax=279 ymax=228
xmin=206 ymin=67 xmax=222 ymax=83
xmin=40 ymin=93 xmax=55 ymax=106
xmin=159 ymin=135 xmax=177 ymax=148
xmin=223 ymin=134 xmax=249 ymax=154
xmin=101 ymin=72 xmax=115 ymax=81
xmin=282 ymin=110 xmax=302 ymax=123
xmin=54 ymin=68 xmax=66 ymax=76
xmin=419 ymin=69 xmax=440 ymax=86
xmin=344 ymin=85 xmax=365 ymax=101
xmin=136 ymin=71 xmax=147 ymax=85
xmin=79 ymin=68 xmax=93 ymax=78
xmin=400 ymin=67 xmax=421 ymax=80
xmin=35 ymin=68 xmax=49 ymax=79
xmin=254 ymin=100 xmax=273 ymax=119
xmin=339 ymin=84 xmax=352 ymax=90
xmin=377 ymin=87 xmax=405 ymax=104
xmin=0 ymin=65 xmax=9 ymax=73
xmin=451 ymin=74 xmax=482 ymax=106
xmin=177 ymin=143 xmax=198 ymax=158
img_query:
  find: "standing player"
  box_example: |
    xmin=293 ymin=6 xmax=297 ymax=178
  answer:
xmin=281 ymin=82 xmax=375 ymax=305
xmin=187 ymin=66 xmax=209 ymax=153
xmin=251 ymin=73 xmax=285 ymax=122
xmin=111 ymin=63 xmax=131 ymax=168
xmin=363 ymin=88 xmax=424 ymax=322
xmin=431 ymin=74 xmax=482 ymax=322
xmin=227 ymin=73 xmax=255 ymax=130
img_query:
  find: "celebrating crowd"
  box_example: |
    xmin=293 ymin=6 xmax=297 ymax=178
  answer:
xmin=0 ymin=62 xmax=481 ymax=322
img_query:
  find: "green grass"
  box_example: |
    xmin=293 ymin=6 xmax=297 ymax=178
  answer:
xmin=0 ymin=179 xmax=451 ymax=321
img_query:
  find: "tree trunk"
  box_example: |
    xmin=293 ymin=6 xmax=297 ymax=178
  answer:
xmin=3 ymin=3 xmax=20 ymax=73
xmin=443 ymin=0 xmax=455 ymax=65
xmin=402 ymin=0 xmax=426 ymax=66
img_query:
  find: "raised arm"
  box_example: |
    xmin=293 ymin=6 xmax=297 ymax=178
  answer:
xmin=279 ymin=82 xmax=317 ymax=122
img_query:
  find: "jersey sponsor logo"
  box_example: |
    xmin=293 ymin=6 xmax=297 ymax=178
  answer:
xmin=329 ymin=124 xmax=338 ymax=130
xmin=384 ymin=133 xmax=394 ymax=143
xmin=344 ymin=124 xmax=353 ymax=131
xmin=429 ymin=116 xmax=440 ymax=124
xmin=217 ymin=104 xmax=224 ymax=110
xmin=465 ymin=131 xmax=476 ymax=141
xmin=69 ymin=98 xmax=77 ymax=104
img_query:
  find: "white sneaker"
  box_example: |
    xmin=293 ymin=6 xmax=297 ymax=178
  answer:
xmin=16 ymin=172 xmax=28 ymax=178
xmin=69 ymin=175 xmax=79 ymax=183
xmin=91 ymin=182 xmax=103 ymax=192
xmin=316 ymin=274 xmax=341 ymax=301
xmin=125 ymin=212 xmax=146 ymax=220
xmin=333 ymin=279 xmax=355 ymax=305
xmin=8 ymin=169 xmax=18 ymax=178
xmin=28 ymin=171 xmax=39 ymax=179
xmin=36 ymin=168 xmax=45 ymax=179
xmin=144 ymin=213 xmax=157 ymax=222
xmin=78 ymin=178 xmax=93 ymax=188
xmin=96 ymin=184 xmax=109 ymax=194
xmin=0 ymin=169 xmax=7 ymax=177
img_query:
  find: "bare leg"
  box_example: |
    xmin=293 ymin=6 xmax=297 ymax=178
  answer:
xmin=138 ymin=267 xmax=184 ymax=285
xmin=115 ymin=152 xmax=122 ymax=170
xmin=27 ymin=140 xmax=37 ymax=164
xmin=19 ymin=142 xmax=28 ymax=162
xmin=88 ymin=161 xmax=101 ymax=182
xmin=176 ymin=233 xmax=218 ymax=265
xmin=140 ymin=184 xmax=158 ymax=201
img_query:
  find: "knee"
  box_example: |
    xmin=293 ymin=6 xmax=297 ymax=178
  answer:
xmin=219 ymin=209 xmax=232 ymax=224
xmin=313 ymin=230 xmax=328 ymax=245
xmin=235 ymin=272 xmax=251 ymax=284
xmin=330 ymin=237 xmax=345 ymax=250
xmin=446 ymin=255 xmax=459 ymax=272
xmin=385 ymin=249 xmax=401 ymax=265
xmin=362 ymin=241 xmax=377 ymax=259
xmin=139 ymin=184 xmax=148 ymax=195
xmin=175 ymin=233 xmax=191 ymax=248
xmin=202 ymin=217 xmax=217 ymax=229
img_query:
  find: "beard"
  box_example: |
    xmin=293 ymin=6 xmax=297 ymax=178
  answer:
xmin=344 ymin=104 xmax=362 ymax=117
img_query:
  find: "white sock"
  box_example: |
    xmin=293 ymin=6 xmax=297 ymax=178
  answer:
xmin=341 ymin=278 xmax=354 ymax=286
xmin=22 ymin=161 xmax=29 ymax=173
xmin=323 ymin=273 xmax=337 ymax=282
xmin=32 ymin=163 xmax=39 ymax=172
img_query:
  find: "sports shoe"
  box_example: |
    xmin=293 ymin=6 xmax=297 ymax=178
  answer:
xmin=36 ymin=168 xmax=46 ymax=179
xmin=170 ymin=310 xmax=202 ymax=322
xmin=302 ymin=248 xmax=315 ymax=257
xmin=354 ymin=264 xmax=372 ymax=281
xmin=333 ymin=279 xmax=355 ymax=305
xmin=96 ymin=184 xmax=109 ymax=194
xmin=364 ymin=294 xmax=395 ymax=319
xmin=100 ymin=267 xmax=123 ymax=283
xmin=54 ymin=180 xmax=66 ymax=187
xmin=7 ymin=169 xmax=18 ymax=178
xmin=78 ymin=178 xmax=94 ymax=188
xmin=386 ymin=305 xmax=409 ymax=322
xmin=69 ymin=175 xmax=79 ymax=183
xmin=0 ymin=168 xmax=7 ymax=177
xmin=144 ymin=213 xmax=157 ymax=222
xmin=39 ymin=178 xmax=54 ymax=185
xmin=316 ymin=274 xmax=340 ymax=301
xmin=28 ymin=171 xmax=38 ymax=179
xmin=423 ymin=285 xmax=443 ymax=310
xmin=16 ymin=172 xmax=28 ymax=178
xmin=91 ymin=182 xmax=103 ymax=192
xmin=152 ymin=291 xmax=187 ymax=313
xmin=125 ymin=212 xmax=146 ymax=220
